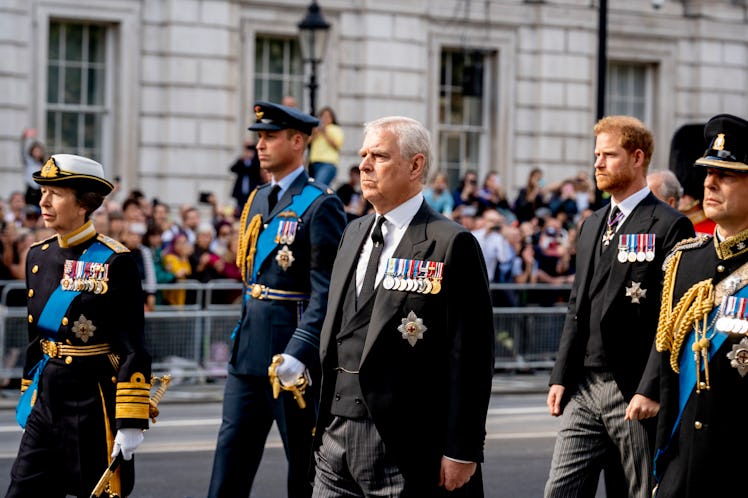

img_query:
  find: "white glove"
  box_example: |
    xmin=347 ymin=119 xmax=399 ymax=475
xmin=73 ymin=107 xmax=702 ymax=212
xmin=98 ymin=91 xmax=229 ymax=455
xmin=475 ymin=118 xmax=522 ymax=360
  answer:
xmin=112 ymin=428 xmax=145 ymax=461
xmin=275 ymin=354 xmax=307 ymax=387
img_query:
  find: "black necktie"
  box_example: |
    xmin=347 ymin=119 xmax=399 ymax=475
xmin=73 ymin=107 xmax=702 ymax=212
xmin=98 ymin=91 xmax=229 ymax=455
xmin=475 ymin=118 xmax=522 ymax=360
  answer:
xmin=358 ymin=216 xmax=386 ymax=304
xmin=268 ymin=184 xmax=281 ymax=213
xmin=602 ymin=205 xmax=622 ymax=248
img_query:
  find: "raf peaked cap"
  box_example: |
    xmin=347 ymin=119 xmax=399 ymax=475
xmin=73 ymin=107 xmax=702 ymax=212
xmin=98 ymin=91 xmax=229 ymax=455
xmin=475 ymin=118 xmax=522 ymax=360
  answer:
xmin=248 ymin=101 xmax=319 ymax=135
xmin=694 ymin=113 xmax=748 ymax=171
xmin=33 ymin=154 xmax=114 ymax=195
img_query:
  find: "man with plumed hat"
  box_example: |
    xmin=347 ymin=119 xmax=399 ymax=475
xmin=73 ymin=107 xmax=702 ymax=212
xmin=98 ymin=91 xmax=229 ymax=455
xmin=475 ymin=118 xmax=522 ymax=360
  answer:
xmin=208 ymin=101 xmax=346 ymax=498
xmin=6 ymin=154 xmax=152 ymax=497
xmin=652 ymin=114 xmax=748 ymax=497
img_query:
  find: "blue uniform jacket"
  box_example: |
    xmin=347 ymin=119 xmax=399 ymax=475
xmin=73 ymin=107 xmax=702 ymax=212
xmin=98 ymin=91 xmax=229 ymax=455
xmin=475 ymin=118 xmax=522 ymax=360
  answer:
xmin=231 ymin=172 xmax=346 ymax=377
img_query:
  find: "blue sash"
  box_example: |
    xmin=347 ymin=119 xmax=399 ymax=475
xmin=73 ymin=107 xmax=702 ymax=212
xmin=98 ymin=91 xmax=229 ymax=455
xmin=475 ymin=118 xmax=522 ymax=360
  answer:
xmin=249 ymin=185 xmax=322 ymax=282
xmin=653 ymin=283 xmax=748 ymax=482
xmin=16 ymin=241 xmax=114 ymax=428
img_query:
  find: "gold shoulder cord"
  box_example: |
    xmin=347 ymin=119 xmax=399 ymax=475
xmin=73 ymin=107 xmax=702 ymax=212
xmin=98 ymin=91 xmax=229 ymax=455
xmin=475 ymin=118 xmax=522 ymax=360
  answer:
xmin=656 ymin=250 xmax=715 ymax=390
xmin=237 ymin=189 xmax=262 ymax=286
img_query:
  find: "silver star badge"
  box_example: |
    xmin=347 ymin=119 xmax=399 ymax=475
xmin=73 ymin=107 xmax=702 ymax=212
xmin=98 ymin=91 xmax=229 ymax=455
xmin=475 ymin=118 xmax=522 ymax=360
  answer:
xmin=727 ymin=337 xmax=748 ymax=377
xmin=275 ymin=245 xmax=295 ymax=271
xmin=73 ymin=314 xmax=96 ymax=343
xmin=625 ymin=281 xmax=647 ymax=304
xmin=397 ymin=310 xmax=427 ymax=347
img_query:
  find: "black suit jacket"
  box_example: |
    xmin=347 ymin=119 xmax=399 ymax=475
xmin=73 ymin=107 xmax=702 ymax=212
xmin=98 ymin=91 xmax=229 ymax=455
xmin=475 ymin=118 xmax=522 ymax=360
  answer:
xmin=316 ymin=200 xmax=495 ymax=496
xmin=550 ymin=192 xmax=694 ymax=402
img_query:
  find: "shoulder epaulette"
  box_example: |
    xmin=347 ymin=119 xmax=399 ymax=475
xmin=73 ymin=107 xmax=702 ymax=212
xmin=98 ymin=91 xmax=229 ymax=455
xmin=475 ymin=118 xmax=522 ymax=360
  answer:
xmin=662 ymin=234 xmax=711 ymax=271
xmin=306 ymin=178 xmax=335 ymax=195
xmin=96 ymin=234 xmax=130 ymax=253
xmin=30 ymin=234 xmax=57 ymax=248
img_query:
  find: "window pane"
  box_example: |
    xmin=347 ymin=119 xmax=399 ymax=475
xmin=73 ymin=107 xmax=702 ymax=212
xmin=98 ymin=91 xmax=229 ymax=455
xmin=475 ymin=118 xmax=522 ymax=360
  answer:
xmin=449 ymin=92 xmax=463 ymax=125
xmin=87 ymin=68 xmax=105 ymax=105
xmin=268 ymin=40 xmax=284 ymax=75
xmin=46 ymin=111 xmax=57 ymax=147
xmin=61 ymin=112 xmax=79 ymax=150
xmin=88 ymin=26 xmax=105 ymax=63
xmin=255 ymin=36 xmax=305 ymax=105
xmin=49 ymin=23 xmax=61 ymax=60
xmin=47 ymin=64 xmax=59 ymax=103
xmin=267 ymin=79 xmax=283 ymax=104
xmin=465 ymin=95 xmax=482 ymax=126
xmin=64 ymin=67 xmax=82 ymax=104
xmin=84 ymin=113 xmax=101 ymax=150
xmin=64 ymin=24 xmax=83 ymax=62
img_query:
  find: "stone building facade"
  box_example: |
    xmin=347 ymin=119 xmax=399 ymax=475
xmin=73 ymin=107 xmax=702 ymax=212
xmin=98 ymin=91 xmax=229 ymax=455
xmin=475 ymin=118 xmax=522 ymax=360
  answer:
xmin=0 ymin=0 xmax=746 ymax=208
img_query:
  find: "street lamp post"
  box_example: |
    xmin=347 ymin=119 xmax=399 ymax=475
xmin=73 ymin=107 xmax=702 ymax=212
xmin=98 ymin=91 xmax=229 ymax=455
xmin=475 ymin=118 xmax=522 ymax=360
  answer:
xmin=298 ymin=1 xmax=330 ymax=117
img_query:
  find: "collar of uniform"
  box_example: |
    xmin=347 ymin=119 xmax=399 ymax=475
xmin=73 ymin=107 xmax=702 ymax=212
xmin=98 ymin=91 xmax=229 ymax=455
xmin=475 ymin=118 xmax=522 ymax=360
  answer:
xmin=58 ymin=220 xmax=97 ymax=248
xmin=715 ymin=226 xmax=748 ymax=260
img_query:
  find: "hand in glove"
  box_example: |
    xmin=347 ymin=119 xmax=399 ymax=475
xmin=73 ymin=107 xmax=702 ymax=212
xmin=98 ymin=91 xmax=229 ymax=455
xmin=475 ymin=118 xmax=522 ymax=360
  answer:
xmin=112 ymin=428 xmax=144 ymax=461
xmin=275 ymin=354 xmax=308 ymax=387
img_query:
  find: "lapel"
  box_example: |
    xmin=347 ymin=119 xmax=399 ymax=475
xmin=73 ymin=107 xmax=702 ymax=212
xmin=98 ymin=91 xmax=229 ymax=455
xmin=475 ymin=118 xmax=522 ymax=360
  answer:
xmin=361 ymin=201 xmax=436 ymax=365
xmin=322 ymin=214 xmax=374 ymax=347
xmin=267 ymin=171 xmax=309 ymax=219
xmin=574 ymin=207 xmax=608 ymax=302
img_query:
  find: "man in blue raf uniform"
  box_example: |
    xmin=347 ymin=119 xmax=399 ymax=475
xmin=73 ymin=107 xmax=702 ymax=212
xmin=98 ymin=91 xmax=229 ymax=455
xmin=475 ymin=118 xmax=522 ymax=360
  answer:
xmin=208 ymin=101 xmax=346 ymax=498
xmin=7 ymin=154 xmax=152 ymax=498
xmin=653 ymin=114 xmax=748 ymax=497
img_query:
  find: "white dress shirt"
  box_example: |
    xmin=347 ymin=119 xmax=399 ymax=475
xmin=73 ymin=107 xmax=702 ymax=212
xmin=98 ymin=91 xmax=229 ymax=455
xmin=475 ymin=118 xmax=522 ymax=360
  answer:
xmin=355 ymin=193 xmax=424 ymax=295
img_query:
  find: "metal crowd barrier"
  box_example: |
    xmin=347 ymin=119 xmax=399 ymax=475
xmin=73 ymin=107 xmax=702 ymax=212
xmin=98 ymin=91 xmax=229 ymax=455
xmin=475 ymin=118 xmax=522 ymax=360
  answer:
xmin=0 ymin=280 xmax=572 ymax=381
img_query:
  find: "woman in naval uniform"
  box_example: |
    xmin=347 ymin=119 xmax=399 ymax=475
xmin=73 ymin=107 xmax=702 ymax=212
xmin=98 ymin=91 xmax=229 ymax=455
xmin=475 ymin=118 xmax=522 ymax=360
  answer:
xmin=6 ymin=154 xmax=152 ymax=498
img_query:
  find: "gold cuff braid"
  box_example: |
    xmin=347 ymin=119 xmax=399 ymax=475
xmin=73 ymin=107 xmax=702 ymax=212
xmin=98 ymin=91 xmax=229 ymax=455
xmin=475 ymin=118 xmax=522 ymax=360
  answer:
xmin=115 ymin=372 xmax=151 ymax=420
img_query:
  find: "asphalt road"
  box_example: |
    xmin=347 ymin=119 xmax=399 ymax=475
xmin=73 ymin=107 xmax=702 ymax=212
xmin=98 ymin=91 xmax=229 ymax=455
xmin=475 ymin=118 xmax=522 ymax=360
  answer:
xmin=0 ymin=392 xmax=607 ymax=497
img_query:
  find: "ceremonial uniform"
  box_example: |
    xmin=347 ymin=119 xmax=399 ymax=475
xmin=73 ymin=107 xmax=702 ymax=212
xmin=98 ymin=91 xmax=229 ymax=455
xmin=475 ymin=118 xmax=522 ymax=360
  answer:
xmin=208 ymin=102 xmax=346 ymax=498
xmin=653 ymin=114 xmax=748 ymax=498
xmin=7 ymin=155 xmax=151 ymax=498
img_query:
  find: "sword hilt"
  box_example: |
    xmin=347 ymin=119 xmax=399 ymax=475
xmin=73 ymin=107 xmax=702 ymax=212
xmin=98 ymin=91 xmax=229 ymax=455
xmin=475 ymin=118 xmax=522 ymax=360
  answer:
xmin=268 ymin=355 xmax=307 ymax=409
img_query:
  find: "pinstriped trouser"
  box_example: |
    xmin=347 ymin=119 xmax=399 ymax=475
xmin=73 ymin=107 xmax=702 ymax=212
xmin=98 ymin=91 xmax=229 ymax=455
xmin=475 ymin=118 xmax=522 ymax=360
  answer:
xmin=312 ymin=416 xmax=406 ymax=498
xmin=544 ymin=370 xmax=653 ymax=498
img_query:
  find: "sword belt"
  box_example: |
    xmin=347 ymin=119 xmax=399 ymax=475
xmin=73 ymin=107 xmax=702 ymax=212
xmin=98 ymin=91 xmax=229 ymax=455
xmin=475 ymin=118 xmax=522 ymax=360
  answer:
xmin=40 ymin=338 xmax=112 ymax=359
xmin=247 ymin=284 xmax=310 ymax=301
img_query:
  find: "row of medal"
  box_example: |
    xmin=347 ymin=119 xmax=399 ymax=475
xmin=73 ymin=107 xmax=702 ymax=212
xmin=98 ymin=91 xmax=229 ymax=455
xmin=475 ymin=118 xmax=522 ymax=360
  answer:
xmin=60 ymin=259 xmax=110 ymax=294
xmin=382 ymin=258 xmax=444 ymax=294
xmin=274 ymin=217 xmax=299 ymax=245
xmin=716 ymin=295 xmax=748 ymax=334
xmin=617 ymin=234 xmax=656 ymax=263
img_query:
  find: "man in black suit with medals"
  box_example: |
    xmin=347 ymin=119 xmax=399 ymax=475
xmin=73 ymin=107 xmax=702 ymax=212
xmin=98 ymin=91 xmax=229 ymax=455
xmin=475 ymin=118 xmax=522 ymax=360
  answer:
xmin=544 ymin=116 xmax=694 ymax=497
xmin=208 ymin=102 xmax=346 ymax=498
xmin=312 ymin=116 xmax=494 ymax=497
xmin=652 ymin=114 xmax=748 ymax=497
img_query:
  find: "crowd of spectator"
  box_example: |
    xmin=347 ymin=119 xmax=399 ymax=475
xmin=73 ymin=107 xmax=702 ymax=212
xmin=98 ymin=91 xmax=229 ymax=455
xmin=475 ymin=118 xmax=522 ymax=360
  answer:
xmin=1 ymin=162 xmax=600 ymax=309
xmin=3 ymin=120 xmax=599 ymax=310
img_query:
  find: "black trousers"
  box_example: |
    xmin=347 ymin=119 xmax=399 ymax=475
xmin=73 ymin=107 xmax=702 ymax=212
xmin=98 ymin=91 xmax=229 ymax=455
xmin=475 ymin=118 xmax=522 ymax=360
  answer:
xmin=208 ymin=369 xmax=319 ymax=498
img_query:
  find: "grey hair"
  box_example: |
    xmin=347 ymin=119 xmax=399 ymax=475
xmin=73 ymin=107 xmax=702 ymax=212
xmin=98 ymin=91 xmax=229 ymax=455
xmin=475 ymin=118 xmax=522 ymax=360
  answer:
xmin=649 ymin=170 xmax=683 ymax=203
xmin=363 ymin=116 xmax=431 ymax=182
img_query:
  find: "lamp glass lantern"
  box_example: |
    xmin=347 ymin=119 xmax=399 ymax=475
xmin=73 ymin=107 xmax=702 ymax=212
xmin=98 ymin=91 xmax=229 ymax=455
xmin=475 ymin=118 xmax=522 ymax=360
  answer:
xmin=298 ymin=1 xmax=330 ymax=116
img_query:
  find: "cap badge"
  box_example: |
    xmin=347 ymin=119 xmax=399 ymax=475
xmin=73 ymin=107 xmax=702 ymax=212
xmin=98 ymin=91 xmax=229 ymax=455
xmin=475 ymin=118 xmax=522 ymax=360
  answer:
xmin=714 ymin=133 xmax=726 ymax=151
xmin=41 ymin=158 xmax=59 ymax=178
xmin=254 ymin=106 xmax=264 ymax=120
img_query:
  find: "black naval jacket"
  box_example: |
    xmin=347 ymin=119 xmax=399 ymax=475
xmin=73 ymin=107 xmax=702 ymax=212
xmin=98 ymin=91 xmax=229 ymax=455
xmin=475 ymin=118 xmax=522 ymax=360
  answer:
xmin=655 ymin=233 xmax=748 ymax=498
xmin=10 ymin=220 xmax=151 ymax=497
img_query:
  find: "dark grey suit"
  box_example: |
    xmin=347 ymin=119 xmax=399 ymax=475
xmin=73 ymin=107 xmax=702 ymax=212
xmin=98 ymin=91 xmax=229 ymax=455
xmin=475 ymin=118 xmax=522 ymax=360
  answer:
xmin=545 ymin=192 xmax=694 ymax=497
xmin=314 ymin=200 xmax=494 ymax=497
